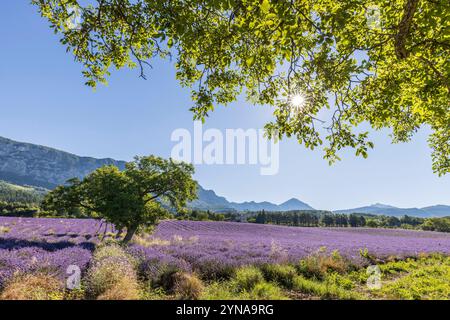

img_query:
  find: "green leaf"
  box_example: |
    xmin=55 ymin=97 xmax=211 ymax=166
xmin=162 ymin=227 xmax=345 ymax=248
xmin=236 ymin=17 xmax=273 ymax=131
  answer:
xmin=246 ymin=56 xmax=255 ymax=67
xmin=261 ymin=0 xmax=270 ymax=13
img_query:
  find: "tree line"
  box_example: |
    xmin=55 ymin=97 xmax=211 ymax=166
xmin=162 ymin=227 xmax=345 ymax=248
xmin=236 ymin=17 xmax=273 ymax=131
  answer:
xmin=246 ymin=210 xmax=450 ymax=233
xmin=0 ymin=201 xmax=39 ymax=217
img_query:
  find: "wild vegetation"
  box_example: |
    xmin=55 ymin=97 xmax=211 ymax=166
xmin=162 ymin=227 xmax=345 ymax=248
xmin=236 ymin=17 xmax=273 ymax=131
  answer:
xmin=1 ymin=217 xmax=449 ymax=300
xmin=0 ymin=157 xmax=448 ymax=300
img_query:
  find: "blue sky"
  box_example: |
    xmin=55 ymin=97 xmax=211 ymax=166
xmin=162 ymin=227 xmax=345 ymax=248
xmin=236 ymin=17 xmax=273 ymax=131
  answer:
xmin=0 ymin=2 xmax=448 ymax=210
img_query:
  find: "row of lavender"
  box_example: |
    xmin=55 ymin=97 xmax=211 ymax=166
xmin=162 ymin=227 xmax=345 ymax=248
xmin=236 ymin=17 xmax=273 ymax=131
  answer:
xmin=1 ymin=217 xmax=450 ymax=287
xmin=0 ymin=217 xmax=101 ymax=287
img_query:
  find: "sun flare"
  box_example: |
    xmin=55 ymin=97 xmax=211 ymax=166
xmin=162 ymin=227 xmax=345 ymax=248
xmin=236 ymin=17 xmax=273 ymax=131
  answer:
xmin=290 ymin=93 xmax=306 ymax=108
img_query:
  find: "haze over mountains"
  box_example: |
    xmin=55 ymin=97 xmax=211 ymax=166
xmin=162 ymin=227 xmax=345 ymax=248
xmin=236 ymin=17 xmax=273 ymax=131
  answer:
xmin=334 ymin=203 xmax=450 ymax=218
xmin=191 ymin=185 xmax=314 ymax=212
xmin=0 ymin=135 xmax=449 ymax=217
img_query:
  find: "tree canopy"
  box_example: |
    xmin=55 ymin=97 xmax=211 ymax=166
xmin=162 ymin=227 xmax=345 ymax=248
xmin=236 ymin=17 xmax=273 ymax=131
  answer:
xmin=33 ymin=0 xmax=449 ymax=174
xmin=42 ymin=156 xmax=197 ymax=242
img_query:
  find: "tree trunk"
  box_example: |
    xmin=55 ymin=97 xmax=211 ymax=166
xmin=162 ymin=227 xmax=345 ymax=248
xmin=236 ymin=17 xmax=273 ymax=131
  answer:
xmin=122 ymin=224 xmax=138 ymax=244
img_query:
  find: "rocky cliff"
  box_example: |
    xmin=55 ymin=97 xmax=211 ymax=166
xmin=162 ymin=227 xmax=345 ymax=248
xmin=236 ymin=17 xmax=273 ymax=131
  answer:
xmin=0 ymin=136 xmax=126 ymax=189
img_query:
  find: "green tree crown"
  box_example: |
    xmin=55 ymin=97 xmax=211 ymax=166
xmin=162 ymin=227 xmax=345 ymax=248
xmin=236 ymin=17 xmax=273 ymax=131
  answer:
xmin=33 ymin=0 xmax=449 ymax=174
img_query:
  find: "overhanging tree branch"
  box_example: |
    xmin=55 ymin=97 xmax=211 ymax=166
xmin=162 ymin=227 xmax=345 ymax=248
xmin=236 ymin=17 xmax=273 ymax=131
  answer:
xmin=394 ymin=0 xmax=420 ymax=59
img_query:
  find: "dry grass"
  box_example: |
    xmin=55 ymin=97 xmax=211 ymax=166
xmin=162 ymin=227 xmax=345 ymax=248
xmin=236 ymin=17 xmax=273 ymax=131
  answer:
xmin=0 ymin=226 xmax=10 ymax=234
xmin=0 ymin=274 xmax=63 ymax=300
xmin=97 ymin=277 xmax=140 ymax=300
xmin=173 ymin=272 xmax=204 ymax=300
xmin=132 ymin=235 xmax=171 ymax=247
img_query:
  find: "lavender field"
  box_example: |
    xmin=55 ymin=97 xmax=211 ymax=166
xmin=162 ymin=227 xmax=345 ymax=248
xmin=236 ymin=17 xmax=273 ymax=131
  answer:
xmin=150 ymin=220 xmax=450 ymax=264
xmin=1 ymin=217 xmax=450 ymax=292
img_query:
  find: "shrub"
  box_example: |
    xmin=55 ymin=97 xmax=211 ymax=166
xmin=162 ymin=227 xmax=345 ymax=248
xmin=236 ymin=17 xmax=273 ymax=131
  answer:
xmin=130 ymin=247 xmax=191 ymax=291
xmin=325 ymin=273 xmax=355 ymax=291
xmin=372 ymin=254 xmax=450 ymax=300
xmin=194 ymin=258 xmax=236 ymax=280
xmin=86 ymin=244 xmax=140 ymax=300
xmin=141 ymin=259 xmax=190 ymax=292
xmin=260 ymin=264 xmax=297 ymax=288
xmin=173 ymin=272 xmax=204 ymax=300
xmin=297 ymin=250 xmax=348 ymax=280
xmin=156 ymin=266 xmax=186 ymax=292
xmin=233 ymin=266 xmax=264 ymax=291
xmin=96 ymin=277 xmax=140 ymax=300
xmin=0 ymin=274 xmax=63 ymax=300
xmin=92 ymin=243 xmax=136 ymax=264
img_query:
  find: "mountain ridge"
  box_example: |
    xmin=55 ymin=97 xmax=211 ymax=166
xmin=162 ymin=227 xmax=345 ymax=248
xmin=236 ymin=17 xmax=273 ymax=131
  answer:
xmin=191 ymin=185 xmax=314 ymax=212
xmin=0 ymin=135 xmax=448 ymax=216
xmin=334 ymin=203 xmax=450 ymax=218
xmin=0 ymin=136 xmax=126 ymax=189
xmin=0 ymin=136 xmax=314 ymax=212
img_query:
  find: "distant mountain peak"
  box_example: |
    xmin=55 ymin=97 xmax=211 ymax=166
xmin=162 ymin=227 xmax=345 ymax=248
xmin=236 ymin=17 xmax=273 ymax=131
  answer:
xmin=278 ymin=198 xmax=314 ymax=211
xmin=371 ymin=203 xmax=397 ymax=209
xmin=281 ymin=198 xmax=305 ymax=205
xmin=202 ymin=195 xmax=315 ymax=212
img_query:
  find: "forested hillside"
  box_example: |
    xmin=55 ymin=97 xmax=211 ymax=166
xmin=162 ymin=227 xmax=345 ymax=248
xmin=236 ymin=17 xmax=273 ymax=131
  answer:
xmin=0 ymin=180 xmax=46 ymax=204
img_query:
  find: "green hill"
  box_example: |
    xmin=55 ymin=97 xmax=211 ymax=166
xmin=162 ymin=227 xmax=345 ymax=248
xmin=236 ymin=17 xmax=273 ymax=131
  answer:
xmin=0 ymin=180 xmax=47 ymax=204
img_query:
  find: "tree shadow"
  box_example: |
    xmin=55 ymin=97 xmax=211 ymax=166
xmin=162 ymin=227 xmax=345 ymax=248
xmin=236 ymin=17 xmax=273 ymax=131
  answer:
xmin=0 ymin=237 xmax=96 ymax=251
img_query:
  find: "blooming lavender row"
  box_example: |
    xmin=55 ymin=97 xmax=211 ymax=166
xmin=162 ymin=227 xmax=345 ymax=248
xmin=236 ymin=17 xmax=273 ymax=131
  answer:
xmin=0 ymin=217 xmax=114 ymax=248
xmin=0 ymin=246 xmax=92 ymax=287
xmin=0 ymin=217 xmax=106 ymax=287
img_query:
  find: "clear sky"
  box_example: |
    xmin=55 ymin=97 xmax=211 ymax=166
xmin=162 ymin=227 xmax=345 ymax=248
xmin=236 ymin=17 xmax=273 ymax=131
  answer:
xmin=0 ymin=2 xmax=448 ymax=210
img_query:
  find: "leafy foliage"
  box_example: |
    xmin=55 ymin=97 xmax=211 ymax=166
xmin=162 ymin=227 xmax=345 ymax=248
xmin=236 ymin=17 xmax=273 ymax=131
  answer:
xmin=421 ymin=217 xmax=450 ymax=233
xmin=33 ymin=0 xmax=450 ymax=174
